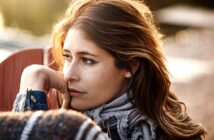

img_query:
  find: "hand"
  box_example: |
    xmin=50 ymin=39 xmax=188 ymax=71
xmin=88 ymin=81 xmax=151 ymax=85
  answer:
xmin=61 ymin=92 xmax=70 ymax=109
xmin=19 ymin=64 xmax=67 ymax=93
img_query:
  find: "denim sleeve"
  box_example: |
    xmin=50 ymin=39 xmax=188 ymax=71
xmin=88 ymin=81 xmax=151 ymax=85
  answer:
xmin=12 ymin=89 xmax=48 ymax=112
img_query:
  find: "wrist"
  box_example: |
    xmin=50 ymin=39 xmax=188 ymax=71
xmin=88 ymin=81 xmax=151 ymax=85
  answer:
xmin=19 ymin=65 xmax=50 ymax=92
xmin=33 ymin=70 xmax=50 ymax=92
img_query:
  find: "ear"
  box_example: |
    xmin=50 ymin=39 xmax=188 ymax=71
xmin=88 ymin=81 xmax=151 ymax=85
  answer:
xmin=123 ymin=59 xmax=140 ymax=78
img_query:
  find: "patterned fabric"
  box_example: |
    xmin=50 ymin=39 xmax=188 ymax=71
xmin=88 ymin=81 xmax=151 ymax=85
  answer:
xmin=20 ymin=111 xmax=44 ymax=140
xmin=0 ymin=110 xmax=110 ymax=140
xmin=12 ymin=90 xmax=157 ymax=140
xmin=84 ymin=93 xmax=157 ymax=140
xmin=11 ymin=90 xmax=110 ymax=140
xmin=74 ymin=118 xmax=110 ymax=140
xmin=12 ymin=89 xmax=48 ymax=112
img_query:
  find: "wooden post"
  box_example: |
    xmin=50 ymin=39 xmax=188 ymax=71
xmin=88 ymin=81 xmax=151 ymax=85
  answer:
xmin=0 ymin=48 xmax=44 ymax=111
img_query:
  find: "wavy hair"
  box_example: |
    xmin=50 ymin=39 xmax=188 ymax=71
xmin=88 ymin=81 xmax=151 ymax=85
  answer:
xmin=52 ymin=0 xmax=207 ymax=139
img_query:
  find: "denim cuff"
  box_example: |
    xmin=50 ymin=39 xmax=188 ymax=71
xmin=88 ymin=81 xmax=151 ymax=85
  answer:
xmin=12 ymin=89 xmax=48 ymax=112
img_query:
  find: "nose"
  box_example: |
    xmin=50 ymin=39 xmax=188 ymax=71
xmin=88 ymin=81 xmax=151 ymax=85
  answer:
xmin=63 ymin=62 xmax=80 ymax=83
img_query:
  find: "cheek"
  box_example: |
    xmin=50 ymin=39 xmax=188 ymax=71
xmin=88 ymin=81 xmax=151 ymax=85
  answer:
xmin=69 ymin=63 xmax=127 ymax=110
xmin=84 ymin=65 xmax=125 ymax=95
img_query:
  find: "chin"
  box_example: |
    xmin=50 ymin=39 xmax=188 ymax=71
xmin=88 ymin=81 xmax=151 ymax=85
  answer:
xmin=70 ymin=102 xmax=90 ymax=111
xmin=70 ymin=102 xmax=101 ymax=111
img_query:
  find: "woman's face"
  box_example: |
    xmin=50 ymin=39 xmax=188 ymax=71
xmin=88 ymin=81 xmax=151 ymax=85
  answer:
xmin=62 ymin=28 xmax=128 ymax=110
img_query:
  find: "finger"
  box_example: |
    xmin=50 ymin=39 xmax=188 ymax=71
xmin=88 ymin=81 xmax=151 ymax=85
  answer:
xmin=45 ymin=68 xmax=68 ymax=93
xmin=61 ymin=92 xmax=71 ymax=109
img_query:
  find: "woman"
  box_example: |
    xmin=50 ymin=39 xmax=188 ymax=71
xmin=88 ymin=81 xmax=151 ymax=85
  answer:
xmin=13 ymin=0 xmax=207 ymax=139
xmin=0 ymin=110 xmax=109 ymax=140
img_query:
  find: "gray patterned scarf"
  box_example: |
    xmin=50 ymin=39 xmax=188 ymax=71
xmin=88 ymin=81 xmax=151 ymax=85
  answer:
xmin=84 ymin=93 xmax=157 ymax=140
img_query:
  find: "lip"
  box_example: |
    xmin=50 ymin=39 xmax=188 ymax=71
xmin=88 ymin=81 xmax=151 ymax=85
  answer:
xmin=68 ymin=88 xmax=86 ymax=97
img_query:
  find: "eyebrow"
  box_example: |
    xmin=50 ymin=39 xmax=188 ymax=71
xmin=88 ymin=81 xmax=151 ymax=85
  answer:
xmin=63 ymin=49 xmax=99 ymax=57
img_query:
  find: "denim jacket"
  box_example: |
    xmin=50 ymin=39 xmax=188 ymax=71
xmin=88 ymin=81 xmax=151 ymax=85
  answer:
xmin=12 ymin=89 xmax=48 ymax=112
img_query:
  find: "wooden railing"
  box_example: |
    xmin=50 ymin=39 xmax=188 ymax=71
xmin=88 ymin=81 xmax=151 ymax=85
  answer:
xmin=0 ymin=48 xmax=61 ymax=111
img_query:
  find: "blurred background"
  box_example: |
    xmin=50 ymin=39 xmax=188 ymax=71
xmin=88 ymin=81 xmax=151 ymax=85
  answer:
xmin=0 ymin=0 xmax=214 ymax=138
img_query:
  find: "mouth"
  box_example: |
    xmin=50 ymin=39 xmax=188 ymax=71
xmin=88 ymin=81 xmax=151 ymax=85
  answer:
xmin=68 ymin=88 xmax=86 ymax=97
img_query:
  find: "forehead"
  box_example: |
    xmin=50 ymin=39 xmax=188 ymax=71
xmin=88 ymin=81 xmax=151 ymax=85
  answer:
xmin=63 ymin=28 xmax=97 ymax=51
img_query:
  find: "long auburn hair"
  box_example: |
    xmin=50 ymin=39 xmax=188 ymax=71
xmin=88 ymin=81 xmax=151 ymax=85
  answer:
xmin=52 ymin=0 xmax=207 ymax=139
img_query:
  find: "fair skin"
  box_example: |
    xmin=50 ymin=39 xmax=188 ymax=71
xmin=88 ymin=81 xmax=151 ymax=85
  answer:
xmin=20 ymin=28 xmax=131 ymax=110
xmin=19 ymin=64 xmax=70 ymax=108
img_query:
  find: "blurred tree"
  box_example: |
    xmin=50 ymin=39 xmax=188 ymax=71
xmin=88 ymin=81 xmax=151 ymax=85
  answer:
xmin=0 ymin=0 xmax=69 ymax=35
xmin=0 ymin=0 xmax=213 ymax=36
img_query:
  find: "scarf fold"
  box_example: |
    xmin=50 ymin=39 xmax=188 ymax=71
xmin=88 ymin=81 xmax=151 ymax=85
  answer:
xmin=84 ymin=93 xmax=156 ymax=140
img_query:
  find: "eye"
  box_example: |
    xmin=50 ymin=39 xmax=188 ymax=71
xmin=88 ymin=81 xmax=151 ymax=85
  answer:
xmin=82 ymin=57 xmax=96 ymax=65
xmin=62 ymin=54 xmax=72 ymax=62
